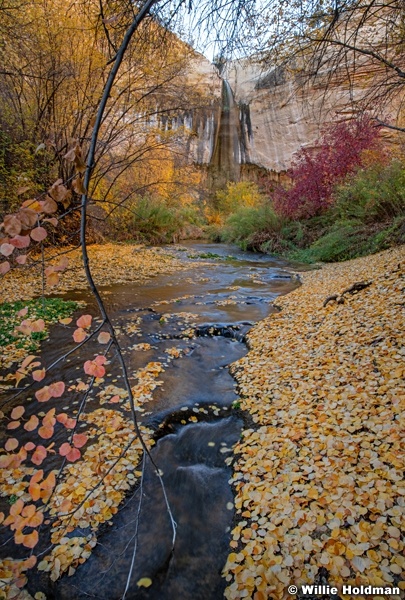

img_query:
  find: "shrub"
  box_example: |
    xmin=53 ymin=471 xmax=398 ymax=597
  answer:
xmin=333 ymin=160 xmax=405 ymax=223
xmin=215 ymin=181 xmax=263 ymax=215
xmin=273 ymin=115 xmax=382 ymax=219
xmin=219 ymin=203 xmax=284 ymax=250
xmin=107 ymin=195 xmax=204 ymax=244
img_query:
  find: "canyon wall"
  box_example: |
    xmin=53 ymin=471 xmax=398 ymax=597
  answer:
xmin=223 ymin=54 xmax=404 ymax=177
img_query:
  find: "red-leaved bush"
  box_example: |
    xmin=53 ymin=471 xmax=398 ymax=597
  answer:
xmin=273 ymin=115 xmax=382 ymax=219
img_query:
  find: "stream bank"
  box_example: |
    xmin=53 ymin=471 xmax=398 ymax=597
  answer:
xmin=223 ymin=245 xmax=405 ymax=600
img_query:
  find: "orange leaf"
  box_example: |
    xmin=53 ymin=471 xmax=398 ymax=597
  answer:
xmin=23 ymin=555 xmax=37 ymax=570
xmin=46 ymin=271 xmax=60 ymax=286
xmin=5 ymin=438 xmax=18 ymax=452
xmin=109 ymin=395 xmax=120 ymax=403
xmin=35 ymin=386 xmax=51 ymax=402
xmin=31 ymin=446 xmax=47 ymax=465
xmin=38 ymin=424 xmax=54 ymax=439
xmin=11 ymin=406 xmax=25 ymax=419
xmin=56 ymin=413 xmax=76 ymax=429
xmin=59 ymin=317 xmax=72 ymax=325
xmin=10 ymin=499 xmax=24 ymax=516
xmin=76 ymin=314 xmax=92 ymax=329
xmin=32 ymin=368 xmax=46 ymax=382
xmin=24 ymin=442 xmax=36 ymax=451
xmin=16 ymin=529 xmax=39 ymax=549
xmin=73 ymin=327 xmax=87 ymax=343
xmin=0 ymin=454 xmax=13 ymax=468
xmin=7 ymin=420 xmax=20 ymax=429
xmin=43 ymin=408 xmax=56 ymax=425
xmin=24 ymin=415 xmax=39 ymax=431
xmin=30 ymin=319 xmax=45 ymax=333
xmin=30 ymin=469 xmax=43 ymax=484
xmin=21 ymin=354 xmax=37 ymax=368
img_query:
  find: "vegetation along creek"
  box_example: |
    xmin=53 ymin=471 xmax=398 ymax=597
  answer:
xmin=0 ymin=243 xmax=303 ymax=599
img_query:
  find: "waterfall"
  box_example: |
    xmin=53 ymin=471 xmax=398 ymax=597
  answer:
xmin=208 ymin=79 xmax=241 ymax=190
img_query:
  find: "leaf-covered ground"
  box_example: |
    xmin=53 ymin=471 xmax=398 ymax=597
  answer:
xmin=0 ymin=244 xmax=189 ymax=305
xmin=223 ymin=246 xmax=405 ymax=599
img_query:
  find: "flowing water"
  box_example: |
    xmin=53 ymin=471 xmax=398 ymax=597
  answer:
xmin=2 ymin=243 xmax=304 ymax=599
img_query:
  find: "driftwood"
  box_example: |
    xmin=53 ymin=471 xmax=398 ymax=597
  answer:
xmin=341 ymin=280 xmax=373 ymax=296
xmin=323 ymin=281 xmax=373 ymax=307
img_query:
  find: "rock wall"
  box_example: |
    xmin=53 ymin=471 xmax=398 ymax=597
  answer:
xmin=223 ymin=55 xmax=403 ymax=175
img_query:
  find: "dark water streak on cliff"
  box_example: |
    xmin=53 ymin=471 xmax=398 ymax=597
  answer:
xmin=208 ymin=80 xmax=241 ymax=191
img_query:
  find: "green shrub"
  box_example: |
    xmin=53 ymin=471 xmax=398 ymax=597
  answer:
xmin=219 ymin=204 xmax=283 ymax=250
xmin=108 ymin=195 xmax=204 ymax=244
xmin=334 ymin=160 xmax=405 ymax=223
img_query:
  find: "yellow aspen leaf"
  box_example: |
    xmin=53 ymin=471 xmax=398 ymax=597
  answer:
xmin=137 ymin=578 xmax=152 ymax=588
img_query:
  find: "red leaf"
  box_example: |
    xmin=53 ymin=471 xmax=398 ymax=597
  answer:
xmin=73 ymin=328 xmax=87 ymax=343
xmin=9 ymin=235 xmax=30 ymax=249
xmin=97 ymin=332 xmax=111 ymax=344
xmin=24 ymin=442 xmax=36 ymax=451
xmin=31 ymin=319 xmax=45 ymax=332
xmin=18 ymin=207 xmax=38 ymax=228
xmin=43 ymin=217 xmax=58 ymax=227
xmin=1 ymin=243 xmax=15 ymax=257
xmin=30 ymin=227 xmax=47 ymax=242
xmin=49 ymin=381 xmax=65 ymax=397
xmin=18 ymin=308 xmax=29 ymax=320
xmin=56 ymin=413 xmax=76 ymax=429
xmin=84 ymin=360 xmax=105 ymax=378
xmin=76 ymin=314 xmax=92 ymax=329
xmin=59 ymin=442 xmax=72 ymax=457
xmin=3 ymin=214 xmax=22 ymax=236
xmin=40 ymin=196 xmax=58 ymax=214
xmin=66 ymin=447 xmax=81 ymax=462
xmin=0 ymin=261 xmax=10 ymax=275
xmin=7 ymin=421 xmax=20 ymax=429
xmin=73 ymin=433 xmax=87 ymax=448
xmin=94 ymin=355 xmax=107 ymax=366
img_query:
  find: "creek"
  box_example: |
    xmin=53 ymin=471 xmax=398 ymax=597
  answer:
xmin=3 ymin=242 xmax=302 ymax=599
